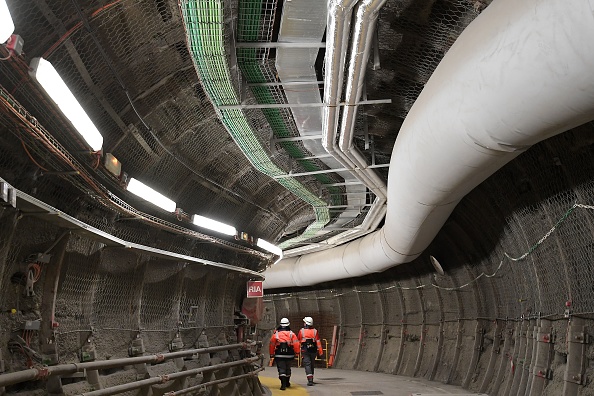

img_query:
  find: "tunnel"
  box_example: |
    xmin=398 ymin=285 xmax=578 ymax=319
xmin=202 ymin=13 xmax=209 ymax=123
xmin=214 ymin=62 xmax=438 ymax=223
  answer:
xmin=0 ymin=0 xmax=593 ymax=395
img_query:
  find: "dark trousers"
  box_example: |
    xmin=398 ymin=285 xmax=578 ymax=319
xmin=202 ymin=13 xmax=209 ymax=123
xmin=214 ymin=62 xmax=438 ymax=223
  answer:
xmin=302 ymin=351 xmax=317 ymax=378
xmin=276 ymin=357 xmax=293 ymax=379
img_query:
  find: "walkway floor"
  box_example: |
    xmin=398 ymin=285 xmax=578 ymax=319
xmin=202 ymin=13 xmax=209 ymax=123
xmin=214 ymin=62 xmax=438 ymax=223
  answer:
xmin=258 ymin=368 xmax=487 ymax=396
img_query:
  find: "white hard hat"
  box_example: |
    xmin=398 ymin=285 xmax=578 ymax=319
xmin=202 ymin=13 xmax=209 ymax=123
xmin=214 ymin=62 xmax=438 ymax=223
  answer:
xmin=303 ymin=316 xmax=313 ymax=326
xmin=280 ymin=317 xmax=290 ymax=326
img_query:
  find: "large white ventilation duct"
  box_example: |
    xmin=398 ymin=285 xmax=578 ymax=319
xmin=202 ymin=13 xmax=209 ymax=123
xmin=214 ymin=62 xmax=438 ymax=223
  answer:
xmin=263 ymin=0 xmax=594 ymax=288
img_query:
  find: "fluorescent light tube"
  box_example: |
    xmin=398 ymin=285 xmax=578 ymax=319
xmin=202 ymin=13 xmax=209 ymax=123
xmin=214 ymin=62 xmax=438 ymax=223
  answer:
xmin=30 ymin=57 xmax=103 ymax=151
xmin=127 ymin=178 xmax=176 ymax=212
xmin=192 ymin=214 xmax=236 ymax=236
xmin=257 ymin=238 xmax=283 ymax=257
xmin=0 ymin=0 xmax=14 ymax=44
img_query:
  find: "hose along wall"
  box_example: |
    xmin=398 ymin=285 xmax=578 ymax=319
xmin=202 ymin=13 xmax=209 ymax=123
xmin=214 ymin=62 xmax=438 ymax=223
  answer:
xmin=181 ymin=0 xmax=331 ymax=248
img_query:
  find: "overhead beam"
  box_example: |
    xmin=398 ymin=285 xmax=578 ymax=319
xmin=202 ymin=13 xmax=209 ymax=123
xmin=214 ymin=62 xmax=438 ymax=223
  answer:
xmin=324 ymin=204 xmax=373 ymax=209
xmin=9 ymin=182 xmax=264 ymax=277
xmin=329 ymin=192 xmax=374 ymax=196
xmin=235 ymin=42 xmax=327 ymax=48
xmin=218 ymin=99 xmax=391 ymax=110
xmin=273 ymin=163 xmax=389 ymax=178
xmin=272 ymin=135 xmax=322 ymax=143
xmin=322 ymin=181 xmax=364 ymax=187
xmin=247 ymin=81 xmax=324 ymax=87
xmin=298 ymin=154 xmax=333 ymax=160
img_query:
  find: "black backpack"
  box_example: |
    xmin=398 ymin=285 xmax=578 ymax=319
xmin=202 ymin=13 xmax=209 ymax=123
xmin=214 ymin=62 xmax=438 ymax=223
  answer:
xmin=277 ymin=342 xmax=290 ymax=355
xmin=304 ymin=338 xmax=317 ymax=353
xmin=301 ymin=328 xmax=318 ymax=353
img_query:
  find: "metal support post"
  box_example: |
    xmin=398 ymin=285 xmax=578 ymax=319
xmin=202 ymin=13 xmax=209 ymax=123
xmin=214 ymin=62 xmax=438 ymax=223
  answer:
xmin=563 ymin=317 xmax=588 ymax=395
xmin=502 ymin=321 xmax=521 ymax=396
xmin=463 ymin=320 xmax=486 ymax=389
xmin=509 ymin=320 xmax=528 ymax=395
xmin=518 ymin=319 xmax=537 ymax=395
xmin=529 ymin=319 xmax=553 ymax=395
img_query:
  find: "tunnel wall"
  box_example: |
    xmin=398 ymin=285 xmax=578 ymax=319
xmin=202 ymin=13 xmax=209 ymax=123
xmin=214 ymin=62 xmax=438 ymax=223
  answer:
xmin=262 ymin=125 xmax=594 ymax=395
xmin=0 ymin=209 xmax=261 ymax=395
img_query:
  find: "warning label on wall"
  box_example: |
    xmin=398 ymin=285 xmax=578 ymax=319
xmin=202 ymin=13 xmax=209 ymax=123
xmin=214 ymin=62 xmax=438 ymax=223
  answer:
xmin=247 ymin=281 xmax=263 ymax=298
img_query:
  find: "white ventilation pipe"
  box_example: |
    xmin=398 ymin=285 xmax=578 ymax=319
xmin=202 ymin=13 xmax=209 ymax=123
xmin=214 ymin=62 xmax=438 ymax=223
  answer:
xmin=322 ymin=0 xmax=359 ymax=172
xmin=298 ymin=0 xmax=390 ymax=255
xmin=339 ymin=0 xmax=387 ymax=194
xmin=288 ymin=0 xmax=389 ymax=259
xmin=280 ymin=0 xmax=388 ymax=258
xmin=322 ymin=0 xmax=386 ymax=201
xmin=274 ymin=0 xmax=368 ymax=251
xmin=264 ymin=0 xmax=594 ymax=288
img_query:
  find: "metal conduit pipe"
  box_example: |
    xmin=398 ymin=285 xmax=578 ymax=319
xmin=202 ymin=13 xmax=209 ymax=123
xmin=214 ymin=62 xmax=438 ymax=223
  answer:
xmin=321 ymin=0 xmax=387 ymax=202
xmin=81 ymin=356 xmax=262 ymax=396
xmin=0 ymin=342 xmax=254 ymax=388
xmin=316 ymin=0 xmax=390 ymax=250
xmin=0 ymin=370 xmax=41 ymax=389
xmin=339 ymin=0 xmax=388 ymax=197
xmin=274 ymin=0 xmax=366 ymax=252
xmin=292 ymin=0 xmax=388 ymax=258
xmin=264 ymin=0 xmax=594 ymax=288
xmin=322 ymin=0 xmax=371 ymax=179
xmin=166 ymin=367 xmax=265 ymax=396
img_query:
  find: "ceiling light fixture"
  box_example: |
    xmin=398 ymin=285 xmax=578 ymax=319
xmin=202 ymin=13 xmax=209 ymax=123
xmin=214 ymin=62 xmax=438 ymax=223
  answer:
xmin=127 ymin=178 xmax=176 ymax=212
xmin=192 ymin=214 xmax=236 ymax=236
xmin=0 ymin=0 xmax=14 ymax=44
xmin=257 ymin=238 xmax=283 ymax=257
xmin=104 ymin=153 xmax=122 ymax=177
xmin=29 ymin=57 xmax=103 ymax=151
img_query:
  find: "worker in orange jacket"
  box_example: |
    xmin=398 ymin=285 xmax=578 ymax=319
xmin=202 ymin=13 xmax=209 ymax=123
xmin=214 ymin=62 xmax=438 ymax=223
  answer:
xmin=269 ymin=317 xmax=300 ymax=390
xmin=297 ymin=316 xmax=324 ymax=386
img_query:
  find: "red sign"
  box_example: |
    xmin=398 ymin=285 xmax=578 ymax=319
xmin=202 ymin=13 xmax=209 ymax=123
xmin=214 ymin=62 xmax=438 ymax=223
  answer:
xmin=247 ymin=281 xmax=263 ymax=298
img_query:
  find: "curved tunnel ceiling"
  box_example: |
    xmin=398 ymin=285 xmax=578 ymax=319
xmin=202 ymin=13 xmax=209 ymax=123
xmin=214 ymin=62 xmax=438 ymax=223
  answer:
xmin=0 ymin=0 xmax=592 ymax=284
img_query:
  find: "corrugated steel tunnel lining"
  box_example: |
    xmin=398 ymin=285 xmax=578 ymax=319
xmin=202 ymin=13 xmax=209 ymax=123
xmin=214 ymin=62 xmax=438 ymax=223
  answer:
xmin=0 ymin=0 xmax=593 ymax=395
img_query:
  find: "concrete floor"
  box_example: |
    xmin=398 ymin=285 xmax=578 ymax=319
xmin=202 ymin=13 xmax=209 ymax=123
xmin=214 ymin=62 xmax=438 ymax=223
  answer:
xmin=258 ymin=367 xmax=488 ymax=395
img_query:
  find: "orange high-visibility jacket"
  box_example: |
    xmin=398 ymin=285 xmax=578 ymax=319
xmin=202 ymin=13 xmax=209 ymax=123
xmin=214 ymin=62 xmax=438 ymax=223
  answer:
xmin=269 ymin=329 xmax=300 ymax=358
xmin=298 ymin=327 xmax=323 ymax=356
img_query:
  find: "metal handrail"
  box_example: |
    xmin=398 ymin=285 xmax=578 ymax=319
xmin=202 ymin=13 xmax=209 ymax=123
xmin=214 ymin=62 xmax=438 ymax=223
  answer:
xmin=81 ymin=355 xmax=263 ymax=396
xmin=164 ymin=366 xmax=265 ymax=396
xmin=0 ymin=342 xmax=256 ymax=388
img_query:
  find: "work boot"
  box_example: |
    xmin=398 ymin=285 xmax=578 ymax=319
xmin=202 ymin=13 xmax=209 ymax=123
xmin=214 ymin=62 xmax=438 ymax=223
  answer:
xmin=286 ymin=376 xmax=291 ymax=388
xmin=307 ymin=376 xmax=314 ymax=386
xmin=280 ymin=377 xmax=286 ymax=391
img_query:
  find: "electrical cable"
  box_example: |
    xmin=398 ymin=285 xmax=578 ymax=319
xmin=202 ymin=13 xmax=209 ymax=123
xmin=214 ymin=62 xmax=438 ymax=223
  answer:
xmin=20 ymin=137 xmax=49 ymax=171
xmin=43 ymin=0 xmax=125 ymax=58
xmin=1 ymin=89 xmax=270 ymax=259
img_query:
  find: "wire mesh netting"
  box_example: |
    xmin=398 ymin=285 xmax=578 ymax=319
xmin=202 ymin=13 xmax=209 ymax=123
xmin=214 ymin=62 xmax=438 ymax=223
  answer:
xmin=0 ymin=0 xmax=319 ymax=256
xmin=0 ymin=0 xmax=497 ymax=255
xmin=1 ymin=0 xmax=594 ymax=391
